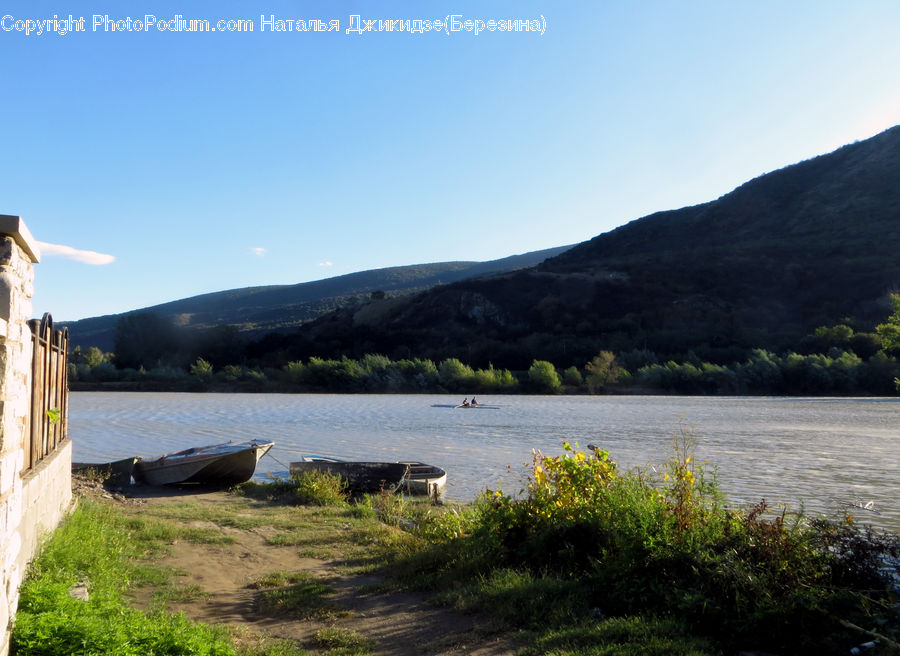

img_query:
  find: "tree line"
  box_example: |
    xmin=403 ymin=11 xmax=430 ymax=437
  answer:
xmin=68 ymin=295 xmax=900 ymax=395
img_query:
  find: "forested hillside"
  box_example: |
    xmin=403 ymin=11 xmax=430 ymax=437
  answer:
xmin=283 ymin=126 xmax=900 ymax=371
xmin=69 ymin=127 xmax=900 ymax=395
xmin=63 ymin=245 xmax=572 ymax=351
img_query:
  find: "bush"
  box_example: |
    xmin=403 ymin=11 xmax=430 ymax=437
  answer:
xmin=400 ymin=436 xmax=900 ymax=655
xmin=527 ymin=359 xmax=562 ymax=394
xmin=291 ymin=470 xmax=348 ymax=506
xmin=438 ymin=358 xmax=475 ymax=390
xmin=584 ymin=351 xmax=624 ymax=393
xmin=562 ymin=365 xmax=583 ymax=387
xmin=189 ymin=357 xmax=214 ymax=380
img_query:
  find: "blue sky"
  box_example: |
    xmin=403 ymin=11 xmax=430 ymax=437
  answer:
xmin=3 ymin=1 xmax=900 ymax=321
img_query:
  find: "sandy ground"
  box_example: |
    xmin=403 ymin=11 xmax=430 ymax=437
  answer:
xmin=77 ymin=479 xmax=518 ymax=656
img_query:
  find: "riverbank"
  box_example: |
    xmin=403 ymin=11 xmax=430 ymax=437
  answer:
xmin=68 ymin=393 xmax=900 ymax=534
xmin=17 ymin=451 xmax=900 ymax=655
xmin=14 ymin=475 xmax=516 ymax=656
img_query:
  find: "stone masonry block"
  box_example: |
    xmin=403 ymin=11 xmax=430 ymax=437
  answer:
xmin=0 ymin=455 xmax=16 ymax=496
xmin=0 ymin=238 xmax=13 ymax=267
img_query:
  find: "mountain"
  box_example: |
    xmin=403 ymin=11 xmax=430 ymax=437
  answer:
xmin=63 ymin=245 xmax=574 ymax=352
xmin=284 ymin=126 xmax=900 ymax=369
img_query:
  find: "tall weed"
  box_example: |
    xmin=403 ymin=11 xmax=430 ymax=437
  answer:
xmin=396 ymin=433 xmax=900 ymax=655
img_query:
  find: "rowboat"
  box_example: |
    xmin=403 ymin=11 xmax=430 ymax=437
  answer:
xmin=289 ymin=458 xmax=410 ymax=494
xmin=429 ymin=403 xmax=501 ymax=409
xmin=290 ymin=456 xmax=447 ymax=498
xmin=398 ymin=461 xmax=447 ymax=498
xmin=72 ymin=457 xmax=138 ymax=488
xmin=133 ymin=440 xmax=274 ymax=487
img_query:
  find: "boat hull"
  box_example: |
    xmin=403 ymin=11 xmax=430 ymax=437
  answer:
xmin=398 ymin=461 xmax=447 ymax=498
xmin=72 ymin=457 xmax=138 ymax=488
xmin=134 ymin=440 xmax=274 ymax=487
xmin=289 ymin=461 xmax=410 ymax=494
xmin=290 ymin=458 xmax=446 ymax=498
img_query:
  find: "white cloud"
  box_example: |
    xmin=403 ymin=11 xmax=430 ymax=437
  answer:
xmin=251 ymin=247 xmax=267 ymax=257
xmin=36 ymin=241 xmax=115 ymax=265
xmin=318 ymin=260 xmax=333 ymax=267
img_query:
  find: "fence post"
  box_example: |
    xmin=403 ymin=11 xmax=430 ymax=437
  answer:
xmin=27 ymin=314 xmax=68 ymax=470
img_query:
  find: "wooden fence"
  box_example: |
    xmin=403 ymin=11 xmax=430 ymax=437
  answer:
xmin=25 ymin=313 xmax=69 ymax=472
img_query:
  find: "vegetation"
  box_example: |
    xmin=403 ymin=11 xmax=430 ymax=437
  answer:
xmin=60 ymin=246 xmax=572 ymax=353
xmin=61 ymin=127 xmax=900 ymax=393
xmin=19 ymin=452 xmax=900 ymax=656
xmin=68 ymin=309 xmax=900 ymax=395
xmin=12 ymin=474 xmax=410 ymax=656
xmin=391 ymin=436 xmax=900 ymax=655
xmin=11 ymin=500 xmax=238 ymax=655
xmin=20 ymin=445 xmax=900 ymax=655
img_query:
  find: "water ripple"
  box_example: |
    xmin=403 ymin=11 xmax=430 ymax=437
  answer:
xmin=69 ymin=393 xmax=900 ymax=532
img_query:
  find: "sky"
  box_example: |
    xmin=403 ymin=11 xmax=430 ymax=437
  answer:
xmin=3 ymin=1 xmax=900 ymax=321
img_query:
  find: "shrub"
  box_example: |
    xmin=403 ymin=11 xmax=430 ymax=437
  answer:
xmin=584 ymin=351 xmax=624 ymax=393
xmin=283 ymin=361 xmax=306 ymax=384
xmin=291 ymin=470 xmax=348 ymax=506
xmin=562 ymin=365 xmax=583 ymax=387
xmin=527 ymin=359 xmax=562 ymax=394
xmin=438 ymin=358 xmax=475 ymax=390
xmin=402 ymin=435 xmax=900 ymax=655
xmin=190 ymin=357 xmax=214 ymax=380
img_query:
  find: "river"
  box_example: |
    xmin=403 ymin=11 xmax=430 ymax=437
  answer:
xmin=69 ymin=392 xmax=900 ymax=532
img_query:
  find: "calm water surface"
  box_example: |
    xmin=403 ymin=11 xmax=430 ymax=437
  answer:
xmin=69 ymin=393 xmax=900 ymax=532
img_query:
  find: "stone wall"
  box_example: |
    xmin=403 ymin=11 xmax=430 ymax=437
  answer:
xmin=0 ymin=215 xmax=72 ymax=656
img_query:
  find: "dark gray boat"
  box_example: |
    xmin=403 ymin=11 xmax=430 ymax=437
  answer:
xmin=289 ymin=458 xmax=410 ymax=494
xmin=72 ymin=457 xmax=138 ymax=488
xmin=133 ymin=440 xmax=274 ymax=486
xmin=289 ymin=456 xmax=447 ymax=497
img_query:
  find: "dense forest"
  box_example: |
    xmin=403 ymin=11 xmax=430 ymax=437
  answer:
xmin=68 ymin=293 xmax=900 ymax=396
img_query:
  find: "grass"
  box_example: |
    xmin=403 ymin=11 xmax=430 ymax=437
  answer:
xmin=13 ymin=475 xmax=387 ymax=656
xmin=312 ymin=627 xmax=374 ymax=655
xmin=18 ymin=459 xmax=900 ymax=656
xmin=11 ymin=499 xmax=237 ymax=656
xmin=251 ymin=570 xmax=348 ymax=620
xmin=411 ymin=439 xmax=900 ymax=655
xmin=518 ymin=616 xmax=716 ymax=656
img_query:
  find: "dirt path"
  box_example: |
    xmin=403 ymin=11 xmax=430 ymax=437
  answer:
xmin=95 ymin=483 xmax=518 ymax=656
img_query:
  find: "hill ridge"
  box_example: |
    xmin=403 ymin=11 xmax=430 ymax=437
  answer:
xmin=286 ymin=125 xmax=900 ymax=370
xmin=64 ymin=245 xmax=573 ymax=351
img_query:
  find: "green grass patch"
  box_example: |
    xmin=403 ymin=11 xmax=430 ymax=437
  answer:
xmin=11 ymin=499 xmax=237 ymax=656
xmin=519 ymin=616 xmax=717 ymax=656
xmin=252 ymin=570 xmax=347 ymax=620
xmin=239 ymin=471 xmax=349 ymax=507
xmin=312 ymin=627 xmax=375 ymax=655
xmin=433 ymin=568 xmax=589 ymax=629
xmin=142 ymin=499 xmax=271 ymax=531
xmin=228 ymin=627 xmax=310 ymax=656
